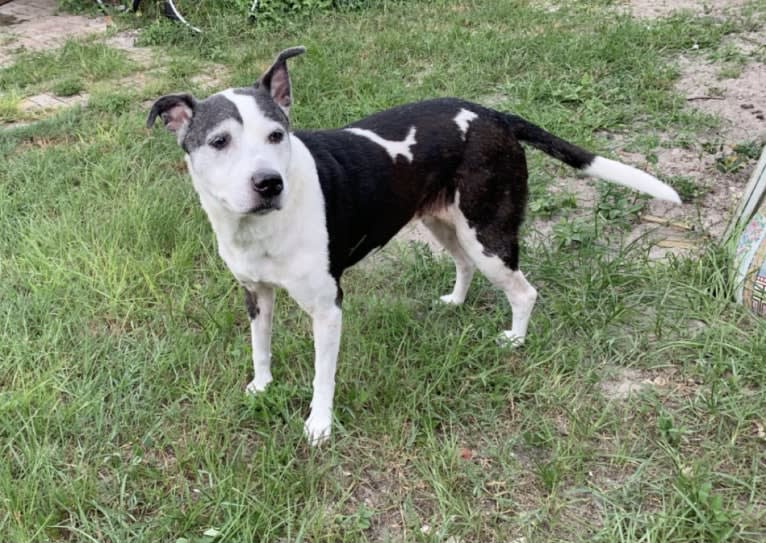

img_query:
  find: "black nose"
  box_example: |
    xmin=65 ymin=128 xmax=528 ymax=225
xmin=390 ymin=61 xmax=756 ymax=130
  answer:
xmin=251 ymin=171 xmax=283 ymax=198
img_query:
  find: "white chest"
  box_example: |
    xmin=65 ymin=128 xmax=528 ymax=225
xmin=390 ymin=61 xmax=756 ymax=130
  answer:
xmin=219 ymin=235 xmax=322 ymax=289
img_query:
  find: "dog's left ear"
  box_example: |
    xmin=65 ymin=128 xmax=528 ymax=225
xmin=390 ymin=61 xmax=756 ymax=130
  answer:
xmin=146 ymin=94 xmax=197 ymax=143
xmin=255 ymin=46 xmax=306 ymax=115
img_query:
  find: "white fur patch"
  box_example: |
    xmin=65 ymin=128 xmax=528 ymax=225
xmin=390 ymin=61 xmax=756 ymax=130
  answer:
xmin=345 ymin=126 xmax=417 ymax=163
xmin=453 ymin=108 xmax=478 ymax=140
xmin=584 ymin=156 xmax=681 ymax=203
xmin=445 ymin=192 xmax=537 ymax=344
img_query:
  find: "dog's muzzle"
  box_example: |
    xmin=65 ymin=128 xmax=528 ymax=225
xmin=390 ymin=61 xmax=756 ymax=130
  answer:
xmin=249 ymin=169 xmax=284 ymax=214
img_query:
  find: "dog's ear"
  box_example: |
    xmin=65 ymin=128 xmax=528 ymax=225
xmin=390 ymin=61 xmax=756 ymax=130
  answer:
xmin=255 ymin=46 xmax=306 ymax=115
xmin=146 ymin=94 xmax=197 ymax=140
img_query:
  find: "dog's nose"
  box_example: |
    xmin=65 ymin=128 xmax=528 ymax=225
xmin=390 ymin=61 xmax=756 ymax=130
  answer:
xmin=251 ymin=170 xmax=283 ymax=198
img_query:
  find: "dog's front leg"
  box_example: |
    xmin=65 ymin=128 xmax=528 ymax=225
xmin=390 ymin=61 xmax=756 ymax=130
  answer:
xmin=304 ymin=303 xmax=342 ymax=445
xmin=244 ymin=284 xmax=276 ymax=395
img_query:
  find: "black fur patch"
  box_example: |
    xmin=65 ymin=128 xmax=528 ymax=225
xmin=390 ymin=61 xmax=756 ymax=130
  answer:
xmin=505 ymin=115 xmax=595 ymax=169
xmin=455 ymin=113 xmax=528 ymax=270
xmin=244 ymin=288 xmax=259 ymax=320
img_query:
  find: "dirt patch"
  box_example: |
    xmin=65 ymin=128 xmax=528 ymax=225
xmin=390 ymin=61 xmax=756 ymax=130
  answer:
xmin=601 ymin=367 xmax=653 ymax=400
xmin=623 ymin=0 xmax=752 ymax=19
xmin=190 ymin=64 xmax=231 ymax=91
xmin=0 ymin=0 xmax=106 ymax=67
xmin=105 ymin=29 xmax=154 ymax=67
xmin=601 ymin=364 xmax=704 ymax=401
xmin=19 ymin=91 xmax=89 ymax=114
xmin=676 ymin=57 xmax=766 ymax=143
xmin=14 ymin=132 xmax=77 ymax=152
xmin=649 ymin=149 xmax=747 ymax=233
xmin=600 ymin=366 xmax=682 ymax=400
xmin=620 ymin=142 xmax=750 ymax=258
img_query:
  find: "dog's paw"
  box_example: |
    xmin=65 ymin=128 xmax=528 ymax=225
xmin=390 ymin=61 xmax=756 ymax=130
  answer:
xmin=304 ymin=410 xmax=332 ymax=446
xmin=439 ymin=293 xmax=464 ymax=305
xmin=499 ymin=330 xmax=525 ymax=347
xmin=245 ymin=374 xmax=273 ymax=395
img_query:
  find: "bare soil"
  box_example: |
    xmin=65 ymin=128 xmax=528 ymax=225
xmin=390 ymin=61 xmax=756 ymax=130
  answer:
xmin=624 ymin=0 xmax=751 ymax=19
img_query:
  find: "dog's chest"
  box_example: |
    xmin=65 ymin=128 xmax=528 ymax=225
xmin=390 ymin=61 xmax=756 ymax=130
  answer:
xmin=216 ymin=218 xmax=336 ymax=312
xmin=220 ymin=237 xmax=314 ymax=287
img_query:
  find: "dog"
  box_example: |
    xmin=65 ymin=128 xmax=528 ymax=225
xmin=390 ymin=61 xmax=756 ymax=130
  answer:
xmin=147 ymin=46 xmax=680 ymax=445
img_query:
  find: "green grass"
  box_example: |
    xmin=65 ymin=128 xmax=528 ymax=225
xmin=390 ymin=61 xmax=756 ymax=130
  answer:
xmin=0 ymin=41 xmax=136 ymax=94
xmin=2 ymin=1 xmax=766 ymax=541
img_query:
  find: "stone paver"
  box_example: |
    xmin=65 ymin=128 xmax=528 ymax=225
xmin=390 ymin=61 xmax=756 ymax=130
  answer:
xmin=19 ymin=91 xmax=89 ymax=112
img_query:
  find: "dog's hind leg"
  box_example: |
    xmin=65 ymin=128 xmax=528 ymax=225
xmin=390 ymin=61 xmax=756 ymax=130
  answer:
xmin=453 ymin=212 xmax=537 ymax=346
xmin=496 ymin=268 xmax=537 ymax=346
xmin=244 ymin=284 xmax=276 ymax=394
xmin=421 ymin=216 xmax=475 ymax=305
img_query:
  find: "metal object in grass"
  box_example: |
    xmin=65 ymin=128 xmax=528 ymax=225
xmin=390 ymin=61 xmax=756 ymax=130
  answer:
xmin=249 ymin=0 xmax=259 ymax=21
xmin=95 ymin=0 xmax=201 ymax=33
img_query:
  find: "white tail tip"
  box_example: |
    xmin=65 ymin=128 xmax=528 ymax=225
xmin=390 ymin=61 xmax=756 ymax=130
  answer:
xmin=584 ymin=156 xmax=681 ymax=204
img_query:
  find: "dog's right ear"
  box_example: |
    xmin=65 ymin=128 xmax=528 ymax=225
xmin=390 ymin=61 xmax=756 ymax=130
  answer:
xmin=146 ymin=94 xmax=197 ymax=139
xmin=255 ymin=46 xmax=306 ymax=116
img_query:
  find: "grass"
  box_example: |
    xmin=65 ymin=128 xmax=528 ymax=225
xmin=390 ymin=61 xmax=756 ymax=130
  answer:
xmin=0 ymin=40 xmax=136 ymax=94
xmin=1 ymin=0 xmax=766 ymax=541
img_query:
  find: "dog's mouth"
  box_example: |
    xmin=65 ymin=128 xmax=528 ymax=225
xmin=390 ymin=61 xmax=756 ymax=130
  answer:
xmin=248 ymin=202 xmax=281 ymax=215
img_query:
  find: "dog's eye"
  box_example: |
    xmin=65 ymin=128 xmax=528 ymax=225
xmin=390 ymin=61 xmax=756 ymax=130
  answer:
xmin=209 ymin=134 xmax=230 ymax=150
xmin=268 ymin=130 xmax=284 ymax=144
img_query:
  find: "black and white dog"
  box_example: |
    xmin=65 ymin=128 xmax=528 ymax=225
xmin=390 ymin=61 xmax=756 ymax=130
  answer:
xmin=147 ymin=47 xmax=680 ymax=444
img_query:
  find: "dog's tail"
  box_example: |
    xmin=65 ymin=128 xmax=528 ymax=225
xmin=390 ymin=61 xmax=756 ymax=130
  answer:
xmin=504 ymin=114 xmax=681 ymax=203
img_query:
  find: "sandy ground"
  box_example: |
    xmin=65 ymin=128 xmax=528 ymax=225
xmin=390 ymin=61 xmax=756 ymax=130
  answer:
xmin=624 ymin=0 xmax=752 ymax=19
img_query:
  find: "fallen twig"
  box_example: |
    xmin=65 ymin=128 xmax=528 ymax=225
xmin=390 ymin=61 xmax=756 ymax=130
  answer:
xmin=641 ymin=214 xmax=696 ymax=231
xmin=657 ymin=239 xmax=698 ymax=250
xmin=686 ymin=96 xmax=725 ymax=101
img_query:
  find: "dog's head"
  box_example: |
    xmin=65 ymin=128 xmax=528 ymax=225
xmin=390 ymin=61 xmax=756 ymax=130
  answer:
xmin=147 ymin=46 xmax=305 ymax=216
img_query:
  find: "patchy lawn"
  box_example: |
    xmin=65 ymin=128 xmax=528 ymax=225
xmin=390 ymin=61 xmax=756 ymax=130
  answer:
xmin=1 ymin=1 xmax=765 ymax=541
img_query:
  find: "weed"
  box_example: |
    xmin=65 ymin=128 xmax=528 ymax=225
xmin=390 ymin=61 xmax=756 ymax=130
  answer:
xmin=716 ymin=151 xmax=750 ymax=173
xmin=668 ymin=175 xmax=709 ymax=203
xmin=51 ymin=77 xmax=85 ymax=97
xmin=529 ymin=192 xmax=578 ymax=219
xmin=673 ymin=474 xmax=738 ymax=542
xmin=552 ymin=216 xmax=595 ymax=248
xmin=0 ymin=41 xmax=135 ymax=94
xmin=0 ymin=91 xmax=22 ymax=122
xmin=87 ymin=89 xmax=134 ymax=113
xmin=596 ymin=183 xmax=645 ymax=230
xmin=733 ymin=140 xmax=764 ymax=160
